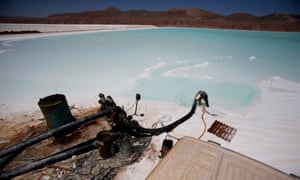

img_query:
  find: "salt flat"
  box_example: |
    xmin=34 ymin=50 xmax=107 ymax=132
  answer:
xmin=0 ymin=24 xmax=299 ymax=178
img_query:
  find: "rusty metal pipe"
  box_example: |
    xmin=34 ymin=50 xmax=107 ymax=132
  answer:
xmin=0 ymin=108 xmax=117 ymax=159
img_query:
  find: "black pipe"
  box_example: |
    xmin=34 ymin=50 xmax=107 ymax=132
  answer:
xmin=0 ymin=138 xmax=98 ymax=179
xmin=0 ymin=98 xmax=198 ymax=178
xmin=0 ymin=108 xmax=117 ymax=159
xmin=0 ymin=149 xmax=23 ymax=170
xmin=120 ymin=100 xmax=197 ymax=136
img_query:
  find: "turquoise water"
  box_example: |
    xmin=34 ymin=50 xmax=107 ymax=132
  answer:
xmin=1 ymin=28 xmax=300 ymax=108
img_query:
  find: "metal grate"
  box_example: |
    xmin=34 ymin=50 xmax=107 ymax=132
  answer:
xmin=208 ymin=120 xmax=237 ymax=142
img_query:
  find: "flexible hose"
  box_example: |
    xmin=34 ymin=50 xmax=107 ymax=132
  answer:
xmin=198 ymin=110 xmax=207 ymax=139
xmin=117 ymin=100 xmax=198 ymax=137
xmin=198 ymin=107 xmax=218 ymax=139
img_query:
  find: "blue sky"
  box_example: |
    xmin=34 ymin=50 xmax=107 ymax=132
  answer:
xmin=0 ymin=0 xmax=300 ymax=17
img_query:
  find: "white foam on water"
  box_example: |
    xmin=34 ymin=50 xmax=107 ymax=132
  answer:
xmin=176 ymin=60 xmax=187 ymax=64
xmin=195 ymin=61 xmax=210 ymax=67
xmin=127 ymin=62 xmax=166 ymax=81
xmin=0 ymin=49 xmax=6 ymax=54
xmin=163 ymin=61 xmax=211 ymax=79
xmin=249 ymin=55 xmax=257 ymax=61
xmin=1 ymin=40 xmax=18 ymax=47
xmin=270 ymin=75 xmax=281 ymax=80
xmin=199 ymin=74 xmax=213 ymax=80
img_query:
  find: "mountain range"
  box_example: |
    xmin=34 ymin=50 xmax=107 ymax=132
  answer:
xmin=1 ymin=7 xmax=300 ymax=32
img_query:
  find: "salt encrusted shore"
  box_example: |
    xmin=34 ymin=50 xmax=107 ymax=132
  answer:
xmin=1 ymin=77 xmax=299 ymax=179
xmin=0 ymin=23 xmax=157 ymax=40
xmin=115 ymin=77 xmax=300 ymax=179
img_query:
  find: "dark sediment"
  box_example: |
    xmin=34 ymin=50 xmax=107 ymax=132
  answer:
xmin=0 ymin=107 xmax=151 ymax=179
xmin=0 ymin=30 xmax=41 ymax=35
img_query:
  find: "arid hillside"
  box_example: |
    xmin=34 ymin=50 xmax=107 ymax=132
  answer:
xmin=1 ymin=7 xmax=300 ymax=32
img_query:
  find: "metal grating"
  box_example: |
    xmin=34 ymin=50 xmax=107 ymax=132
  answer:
xmin=208 ymin=120 xmax=237 ymax=142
